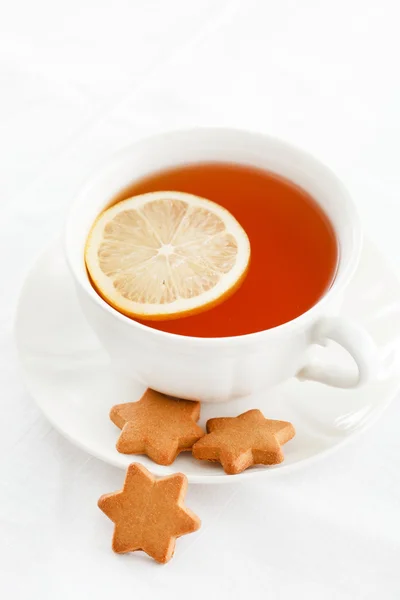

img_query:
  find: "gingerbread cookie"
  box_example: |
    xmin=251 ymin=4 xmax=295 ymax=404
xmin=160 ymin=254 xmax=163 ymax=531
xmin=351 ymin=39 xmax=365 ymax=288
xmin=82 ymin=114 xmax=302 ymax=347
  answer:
xmin=192 ymin=409 xmax=295 ymax=474
xmin=98 ymin=463 xmax=200 ymax=563
xmin=110 ymin=388 xmax=204 ymax=465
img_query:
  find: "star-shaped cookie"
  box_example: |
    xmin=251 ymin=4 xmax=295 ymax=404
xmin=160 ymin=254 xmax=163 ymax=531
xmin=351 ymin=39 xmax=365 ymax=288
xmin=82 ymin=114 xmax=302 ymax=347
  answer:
xmin=98 ymin=463 xmax=200 ymax=563
xmin=110 ymin=388 xmax=205 ymax=465
xmin=192 ymin=409 xmax=295 ymax=474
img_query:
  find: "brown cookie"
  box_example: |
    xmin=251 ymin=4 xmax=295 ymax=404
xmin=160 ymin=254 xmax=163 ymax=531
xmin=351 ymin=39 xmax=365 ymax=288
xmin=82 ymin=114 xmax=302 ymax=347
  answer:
xmin=192 ymin=409 xmax=295 ymax=474
xmin=110 ymin=388 xmax=204 ymax=465
xmin=98 ymin=463 xmax=200 ymax=563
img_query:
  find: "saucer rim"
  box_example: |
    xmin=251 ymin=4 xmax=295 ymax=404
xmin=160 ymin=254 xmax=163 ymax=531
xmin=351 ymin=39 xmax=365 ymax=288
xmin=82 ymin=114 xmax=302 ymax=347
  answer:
xmin=15 ymin=238 xmax=400 ymax=483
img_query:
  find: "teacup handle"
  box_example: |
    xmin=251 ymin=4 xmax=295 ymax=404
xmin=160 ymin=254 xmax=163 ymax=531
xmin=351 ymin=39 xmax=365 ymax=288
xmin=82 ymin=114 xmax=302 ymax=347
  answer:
xmin=297 ymin=316 xmax=377 ymax=388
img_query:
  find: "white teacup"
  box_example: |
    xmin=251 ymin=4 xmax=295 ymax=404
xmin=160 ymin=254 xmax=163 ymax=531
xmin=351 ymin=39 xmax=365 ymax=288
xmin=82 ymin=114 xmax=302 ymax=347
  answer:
xmin=65 ymin=128 xmax=378 ymax=403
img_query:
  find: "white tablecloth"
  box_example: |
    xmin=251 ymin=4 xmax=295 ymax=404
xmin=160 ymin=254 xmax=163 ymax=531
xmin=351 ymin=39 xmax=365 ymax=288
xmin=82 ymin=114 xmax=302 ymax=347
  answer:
xmin=2 ymin=1 xmax=400 ymax=597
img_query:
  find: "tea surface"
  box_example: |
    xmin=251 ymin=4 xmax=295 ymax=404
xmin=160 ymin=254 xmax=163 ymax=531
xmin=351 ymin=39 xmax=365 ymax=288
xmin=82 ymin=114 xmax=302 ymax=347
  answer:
xmin=111 ymin=162 xmax=338 ymax=337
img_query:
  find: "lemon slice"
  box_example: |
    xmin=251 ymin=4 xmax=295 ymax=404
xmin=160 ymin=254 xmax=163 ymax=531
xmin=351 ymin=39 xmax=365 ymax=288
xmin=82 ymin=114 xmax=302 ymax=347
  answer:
xmin=85 ymin=191 xmax=250 ymax=320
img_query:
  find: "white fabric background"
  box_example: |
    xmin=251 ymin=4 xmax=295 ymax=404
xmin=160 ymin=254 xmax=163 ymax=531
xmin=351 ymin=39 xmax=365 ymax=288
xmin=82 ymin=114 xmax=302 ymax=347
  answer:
xmin=1 ymin=1 xmax=400 ymax=597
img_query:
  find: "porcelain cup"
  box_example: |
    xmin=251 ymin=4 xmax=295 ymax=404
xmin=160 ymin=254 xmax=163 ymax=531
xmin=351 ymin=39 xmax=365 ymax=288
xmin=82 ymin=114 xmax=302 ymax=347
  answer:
xmin=65 ymin=128 xmax=378 ymax=402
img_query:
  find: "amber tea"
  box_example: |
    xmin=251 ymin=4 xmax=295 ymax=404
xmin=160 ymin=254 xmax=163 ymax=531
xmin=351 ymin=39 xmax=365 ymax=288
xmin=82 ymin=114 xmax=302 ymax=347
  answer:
xmin=109 ymin=162 xmax=338 ymax=337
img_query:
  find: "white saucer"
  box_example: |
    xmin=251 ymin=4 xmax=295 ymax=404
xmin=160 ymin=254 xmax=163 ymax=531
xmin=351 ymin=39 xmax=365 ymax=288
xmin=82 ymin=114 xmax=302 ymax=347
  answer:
xmin=15 ymin=239 xmax=400 ymax=483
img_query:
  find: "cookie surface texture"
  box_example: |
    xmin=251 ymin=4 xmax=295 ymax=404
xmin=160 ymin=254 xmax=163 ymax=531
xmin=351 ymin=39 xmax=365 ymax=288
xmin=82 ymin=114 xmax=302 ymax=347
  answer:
xmin=192 ymin=409 xmax=295 ymax=474
xmin=110 ymin=388 xmax=204 ymax=465
xmin=98 ymin=463 xmax=201 ymax=563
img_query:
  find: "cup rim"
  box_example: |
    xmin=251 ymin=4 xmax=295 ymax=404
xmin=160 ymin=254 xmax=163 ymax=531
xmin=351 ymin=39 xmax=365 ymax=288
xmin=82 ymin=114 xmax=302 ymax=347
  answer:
xmin=65 ymin=126 xmax=363 ymax=347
